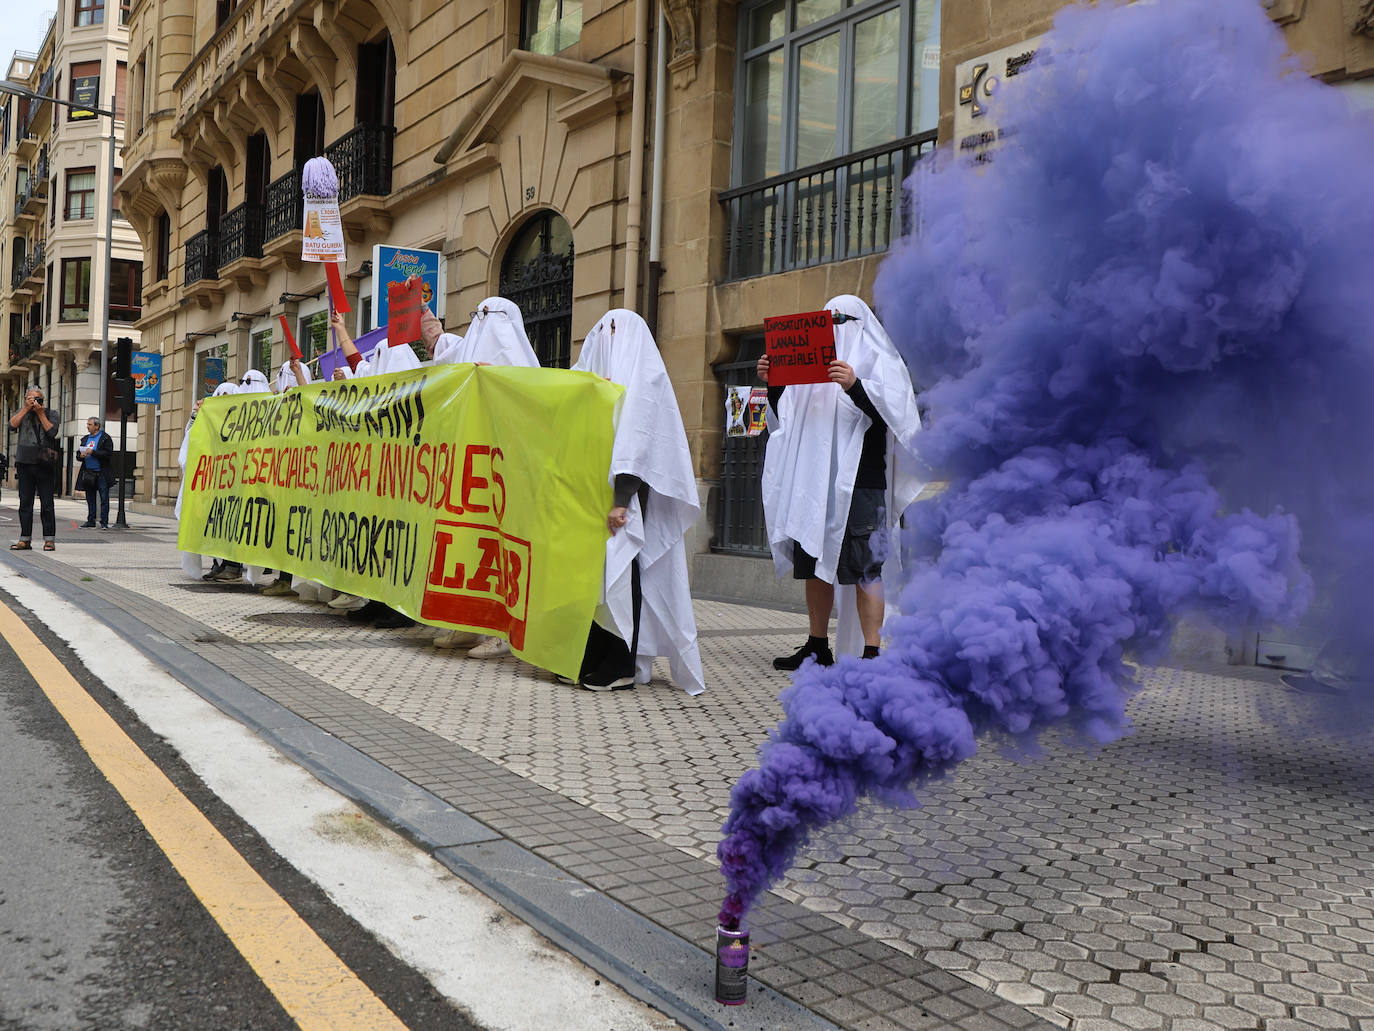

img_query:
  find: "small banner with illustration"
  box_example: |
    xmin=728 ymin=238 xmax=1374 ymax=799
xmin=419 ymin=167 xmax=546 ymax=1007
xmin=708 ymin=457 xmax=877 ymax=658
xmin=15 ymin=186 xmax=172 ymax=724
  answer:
xmin=302 ymin=197 xmax=346 ymax=262
xmin=725 ymin=386 xmax=768 ymax=437
xmin=177 ymin=365 xmax=624 ymax=678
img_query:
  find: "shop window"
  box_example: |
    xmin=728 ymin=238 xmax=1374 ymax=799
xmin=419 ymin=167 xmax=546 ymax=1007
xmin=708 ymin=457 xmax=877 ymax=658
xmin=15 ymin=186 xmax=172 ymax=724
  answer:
xmin=522 ymin=0 xmax=582 ymax=55
xmin=61 ymin=258 xmax=92 ymax=322
xmin=65 ymin=168 xmax=96 ymax=220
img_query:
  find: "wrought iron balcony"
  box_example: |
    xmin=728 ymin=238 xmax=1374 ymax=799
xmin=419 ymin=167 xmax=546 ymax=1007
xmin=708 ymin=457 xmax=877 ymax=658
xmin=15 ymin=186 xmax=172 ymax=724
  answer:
xmin=185 ymin=229 xmax=220 ymax=285
xmin=21 ymin=326 xmax=42 ymax=360
xmin=10 ymin=241 xmax=44 ymax=290
xmin=219 ymin=201 xmax=265 ymax=265
xmin=326 ymin=123 xmax=395 ymax=203
xmin=719 ymin=129 xmax=938 ymax=282
xmin=264 ymin=168 xmax=302 ymax=243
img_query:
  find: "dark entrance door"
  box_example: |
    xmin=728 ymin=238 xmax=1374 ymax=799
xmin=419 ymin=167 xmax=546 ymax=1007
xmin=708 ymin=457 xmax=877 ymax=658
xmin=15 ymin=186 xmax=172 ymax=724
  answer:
xmin=499 ymin=211 xmax=573 ymax=368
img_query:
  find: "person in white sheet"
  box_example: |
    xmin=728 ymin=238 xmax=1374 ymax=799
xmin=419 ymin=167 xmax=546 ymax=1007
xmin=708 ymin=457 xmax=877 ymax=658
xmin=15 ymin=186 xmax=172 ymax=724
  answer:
xmin=430 ymin=296 xmax=542 ymax=653
xmin=208 ymin=369 xmax=275 ymax=585
xmin=758 ymin=294 xmax=923 ymax=669
xmin=570 ymin=310 xmax=705 ymax=694
xmin=274 ymin=356 xmax=312 ymax=393
xmin=177 ymin=381 xmax=238 ymax=580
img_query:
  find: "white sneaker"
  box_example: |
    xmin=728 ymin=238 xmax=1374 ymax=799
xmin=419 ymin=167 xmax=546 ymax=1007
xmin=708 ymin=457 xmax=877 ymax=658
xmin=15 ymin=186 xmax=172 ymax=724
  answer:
xmin=467 ymin=636 xmax=511 ymax=659
xmin=328 ymin=593 xmax=367 ymax=611
xmin=434 ymin=629 xmax=483 ymax=649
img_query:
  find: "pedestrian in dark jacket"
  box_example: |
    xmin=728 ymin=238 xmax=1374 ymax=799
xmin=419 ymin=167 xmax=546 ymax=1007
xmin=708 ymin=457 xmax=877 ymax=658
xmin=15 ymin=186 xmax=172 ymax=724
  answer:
xmin=78 ymin=416 xmax=114 ymax=529
xmin=8 ymin=386 xmax=60 ymax=551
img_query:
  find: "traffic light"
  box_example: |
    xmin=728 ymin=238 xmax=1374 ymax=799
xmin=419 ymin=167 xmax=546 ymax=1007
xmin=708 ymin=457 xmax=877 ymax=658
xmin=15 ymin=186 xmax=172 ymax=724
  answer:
xmin=115 ymin=336 xmax=133 ymax=379
xmin=118 ymin=377 xmax=136 ymax=416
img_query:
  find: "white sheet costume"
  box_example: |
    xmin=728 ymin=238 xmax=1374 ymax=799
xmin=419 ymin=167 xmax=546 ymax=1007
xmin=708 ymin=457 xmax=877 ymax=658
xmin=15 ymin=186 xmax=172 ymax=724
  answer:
xmin=177 ymin=381 xmax=239 ymax=578
xmin=356 ymin=339 xmax=422 ymax=377
xmin=274 ymin=359 xmax=313 ymax=393
xmin=573 ymin=310 xmax=705 ymax=695
xmin=435 ymin=297 xmax=541 ymax=368
xmin=233 ymin=370 xmax=275 ymax=584
xmin=761 ymin=294 xmax=924 ymax=655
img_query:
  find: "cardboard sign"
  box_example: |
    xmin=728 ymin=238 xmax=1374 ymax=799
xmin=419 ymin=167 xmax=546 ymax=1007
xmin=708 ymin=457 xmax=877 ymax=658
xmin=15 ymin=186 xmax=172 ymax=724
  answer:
xmin=387 ymin=278 xmax=424 ymax=347
xmin=764 ymin=311 xmax=837 ymax=386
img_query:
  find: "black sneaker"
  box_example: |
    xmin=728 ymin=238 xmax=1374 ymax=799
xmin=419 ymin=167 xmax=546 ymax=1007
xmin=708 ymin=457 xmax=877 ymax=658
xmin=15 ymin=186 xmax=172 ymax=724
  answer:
xmin=773 ymin=641 xmax=834 ymax=671
xmin=346 ymin=599 xmax=390 ymax=623
xmin=202 ymin=560 xmax=224 ymax=582
xmin=580 ymin=663 xmax=635 ymax=691
xmin=80 ymin=521 xmax=96 ymax=528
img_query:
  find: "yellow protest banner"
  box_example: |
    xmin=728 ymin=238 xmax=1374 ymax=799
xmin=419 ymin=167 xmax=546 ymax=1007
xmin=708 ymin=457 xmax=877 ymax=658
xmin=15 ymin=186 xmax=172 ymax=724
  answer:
xmin=177 ymin=365 xmax=624 ymax=678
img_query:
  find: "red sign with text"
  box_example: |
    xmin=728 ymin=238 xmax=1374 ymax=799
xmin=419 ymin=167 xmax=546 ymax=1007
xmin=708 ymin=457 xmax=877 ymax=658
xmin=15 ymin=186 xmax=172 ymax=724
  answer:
xmin=420 ymin=520 xmax=532 ymax=648
xmin=387 ymin=278 xmax=424 ymax=348
xmin=764 ymin=310 xmax=837 ymax=385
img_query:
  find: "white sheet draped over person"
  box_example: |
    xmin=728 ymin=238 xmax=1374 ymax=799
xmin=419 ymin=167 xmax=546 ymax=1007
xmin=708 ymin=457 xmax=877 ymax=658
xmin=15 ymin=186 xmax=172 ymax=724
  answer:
xmin=572 ymin=309 xmax=705 ymax=695
xmin=275 ymin=357 xmax=312 ymax=393
xmin=430 ymin=296 xmax=541 ymax=652
xmin=177 ymin=381 xmax=238 ymax=580
xmin=434 ymin=296 xmax=540 ymax=368
xmin=761 ymin=294 xmax=924 ymax=660
xmin=231 ymin=369 xmax=276 ymax=585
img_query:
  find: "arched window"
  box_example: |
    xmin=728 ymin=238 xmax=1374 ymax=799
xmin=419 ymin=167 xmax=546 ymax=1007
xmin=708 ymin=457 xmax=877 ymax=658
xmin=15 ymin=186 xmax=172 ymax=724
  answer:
xmin=499 ymin=211 xmax=574 ymax=368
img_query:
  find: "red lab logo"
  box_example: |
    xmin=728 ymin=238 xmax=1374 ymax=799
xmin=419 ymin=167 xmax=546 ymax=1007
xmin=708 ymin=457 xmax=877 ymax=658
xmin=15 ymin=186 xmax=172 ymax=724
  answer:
xmin=421 ymin=521 xmax=532 ymax=648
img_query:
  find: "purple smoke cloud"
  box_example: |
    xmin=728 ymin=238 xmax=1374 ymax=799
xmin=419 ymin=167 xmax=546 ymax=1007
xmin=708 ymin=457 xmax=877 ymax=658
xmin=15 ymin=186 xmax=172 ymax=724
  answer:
xmin=719 ymin=0 xmax=1374 ymax=927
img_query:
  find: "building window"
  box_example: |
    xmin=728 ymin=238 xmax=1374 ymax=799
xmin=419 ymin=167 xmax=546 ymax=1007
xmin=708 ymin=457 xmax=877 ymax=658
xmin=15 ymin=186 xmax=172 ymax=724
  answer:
xmin=69 ymin=62 xmax=101 ymax=121
xmin=251 ymin=327 xmax=273 ymax=374
xmin=45 ymin=270 xmax=53 ymax=324
xmin=65 ymin=168 xmax=96 ymax=220
xmin=74 ymin=0 xmax=104 ymax=26
xmin=112 ymin=169 xmax=125 ymax=220
xmin=110 ymin=259 xmax=142 ymax=322
xmin=120 ymin=0 xmax=131 ymax=24
xmin=522 ymin=0 xmax=582 ymax=54
xmin=298 ymin=310 xmax=330 ymax=362
xmin=216 ymin=0 xmax=239 ymax=28
xmin=293 ymin=93 xmax=326 ymax=170
xmin=156 ymin=211 xmax=171 ymax=281
xmin=61 ymin=258 xmax=92 ymax=322
xmin=734 ymin=0 xmax=939 ymax=185
xmin=499 ymin=211 xmax=574 ymax=368
xmin=49 ymin=176 xmax=57 ymax=227
xmin=115 ymin=62 xmax=127 ymax=121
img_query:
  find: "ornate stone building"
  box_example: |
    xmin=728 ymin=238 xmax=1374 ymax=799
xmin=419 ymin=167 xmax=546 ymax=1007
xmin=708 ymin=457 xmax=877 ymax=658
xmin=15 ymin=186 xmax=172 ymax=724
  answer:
xmin=0 ymin=5 xmax=141 ymax=493
xmin=108 ymin=0 xmax=1373 ymax=601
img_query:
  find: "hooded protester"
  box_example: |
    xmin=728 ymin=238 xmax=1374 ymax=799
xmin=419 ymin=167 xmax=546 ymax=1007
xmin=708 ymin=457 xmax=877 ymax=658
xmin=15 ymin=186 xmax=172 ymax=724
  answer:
xmin=238 ymin=368 xmax=271 ymax=393
xmin=759 ymin=294 xmax=923 ymax=667
xmin=430 ymin=297 xmax=542 ymax=652
xmin=274 ymin=357 xmax=313 ymax=393
xmin=179 ymin=381 xmax=238 ymax=580
xmin=570 ymin=310 xmax=705 ymax=694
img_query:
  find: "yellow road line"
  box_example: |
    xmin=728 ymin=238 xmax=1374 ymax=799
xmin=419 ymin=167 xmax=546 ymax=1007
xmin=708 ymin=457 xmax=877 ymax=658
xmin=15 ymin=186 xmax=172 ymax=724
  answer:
xmin=0 ymin=601 xmax=408 ymax=1031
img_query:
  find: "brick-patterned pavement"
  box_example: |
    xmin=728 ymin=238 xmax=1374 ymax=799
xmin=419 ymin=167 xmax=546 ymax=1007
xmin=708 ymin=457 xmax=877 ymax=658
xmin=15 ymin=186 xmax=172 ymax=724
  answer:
xmin=5 ymin=498 xmax=1372 ymax=1031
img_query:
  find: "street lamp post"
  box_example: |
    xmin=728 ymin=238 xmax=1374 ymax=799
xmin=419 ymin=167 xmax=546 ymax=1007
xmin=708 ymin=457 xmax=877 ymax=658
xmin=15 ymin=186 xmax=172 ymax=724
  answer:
xmin=0 ymin=79 xmax=119 ymax=428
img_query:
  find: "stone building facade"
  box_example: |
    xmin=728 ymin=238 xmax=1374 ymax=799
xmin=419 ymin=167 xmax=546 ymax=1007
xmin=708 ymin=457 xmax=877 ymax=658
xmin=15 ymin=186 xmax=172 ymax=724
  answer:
xmin=0 ymin=5 xmax=141 ymax=493
xmin=106 ymin=0 xmax=1372 ymax=602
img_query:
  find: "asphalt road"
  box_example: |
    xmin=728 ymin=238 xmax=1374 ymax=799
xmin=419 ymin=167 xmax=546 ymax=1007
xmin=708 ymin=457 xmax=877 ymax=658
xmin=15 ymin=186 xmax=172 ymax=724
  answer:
xmin=0 ymin=599 xmax=479 ymax=1031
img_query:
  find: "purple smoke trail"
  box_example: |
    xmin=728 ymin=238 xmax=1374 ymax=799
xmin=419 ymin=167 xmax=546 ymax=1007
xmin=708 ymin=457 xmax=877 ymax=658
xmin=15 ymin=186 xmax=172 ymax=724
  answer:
xmin=718 ymin=0 xmax=1374 ymax=927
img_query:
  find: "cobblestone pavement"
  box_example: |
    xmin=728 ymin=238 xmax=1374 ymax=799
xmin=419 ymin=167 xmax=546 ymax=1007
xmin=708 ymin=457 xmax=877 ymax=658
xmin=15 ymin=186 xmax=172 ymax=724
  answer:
xmin=9 ymin=499 xmax=1374 ymax=1031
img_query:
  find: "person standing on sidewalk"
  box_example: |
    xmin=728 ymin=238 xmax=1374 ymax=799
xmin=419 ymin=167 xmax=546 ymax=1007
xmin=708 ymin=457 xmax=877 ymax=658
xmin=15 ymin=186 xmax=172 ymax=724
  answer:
xmin=8 ymin=386 xmax=61 ymax=552
xmin=77 ymin=417 xmax=114 ymax=529
xmin=759 ymin=295 xmax=923 ymax=669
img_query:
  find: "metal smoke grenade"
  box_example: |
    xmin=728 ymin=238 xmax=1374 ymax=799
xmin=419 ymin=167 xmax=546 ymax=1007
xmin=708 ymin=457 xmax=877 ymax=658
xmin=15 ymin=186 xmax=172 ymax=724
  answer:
xmin=714 ymin=923 xmax=749 ymax=1004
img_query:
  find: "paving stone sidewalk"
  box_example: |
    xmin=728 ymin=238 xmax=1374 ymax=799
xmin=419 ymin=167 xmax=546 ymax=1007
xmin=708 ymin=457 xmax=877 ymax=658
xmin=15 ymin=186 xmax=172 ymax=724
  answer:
xmin=6 ymin=498 xmax=1373 ymax=1031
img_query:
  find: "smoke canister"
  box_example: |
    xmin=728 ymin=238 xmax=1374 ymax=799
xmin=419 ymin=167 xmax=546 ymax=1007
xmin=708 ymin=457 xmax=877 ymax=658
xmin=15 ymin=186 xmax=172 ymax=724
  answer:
xmin=715 ymin=923 xmax=749 ymax=1005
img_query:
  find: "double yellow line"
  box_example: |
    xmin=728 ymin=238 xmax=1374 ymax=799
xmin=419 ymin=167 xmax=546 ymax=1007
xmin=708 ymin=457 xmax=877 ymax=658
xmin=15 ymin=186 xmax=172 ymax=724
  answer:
xmin=0 ymin=600 xmax=409 ymax=1031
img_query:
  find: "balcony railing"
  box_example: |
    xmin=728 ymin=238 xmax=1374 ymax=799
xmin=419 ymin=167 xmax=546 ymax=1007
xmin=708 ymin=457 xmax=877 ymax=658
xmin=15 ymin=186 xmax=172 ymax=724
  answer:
xmin=10 ymin=240 xmax=44 ymax=289
xmin=185 ymin=229 xmax=220 ymax=285
xmin=219 ymin=201 xmax=264 ymax=265
xmin=9 ymin=326 xmax=43 ymax=365
xmin=264 ymin=169 xmax=302 ymax=243
xmin=719 ymin=129 xmax=938 ymax=282
xmin=326 ymin=123 xmax=395 ymax=203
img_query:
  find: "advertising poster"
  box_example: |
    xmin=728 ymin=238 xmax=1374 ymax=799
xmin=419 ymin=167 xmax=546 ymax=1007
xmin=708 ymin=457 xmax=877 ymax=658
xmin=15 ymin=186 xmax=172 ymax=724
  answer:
xmin=371 ymin=245 xmax=444 ymax=330
xmin=725 ymin=386 xmax=769 ymax=437
xmin=70 ymin=75 xmax=99 ymax=119
xmin=202 ymin=357 xmax=226 ymax=398
xmin=131 ymin=352 xmax=162 ymax=405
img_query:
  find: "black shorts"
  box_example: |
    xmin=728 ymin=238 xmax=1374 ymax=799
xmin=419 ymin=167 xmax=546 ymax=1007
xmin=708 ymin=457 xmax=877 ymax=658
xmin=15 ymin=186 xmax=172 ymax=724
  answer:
xmin=791 ymin=487 xmax=886 ymax=585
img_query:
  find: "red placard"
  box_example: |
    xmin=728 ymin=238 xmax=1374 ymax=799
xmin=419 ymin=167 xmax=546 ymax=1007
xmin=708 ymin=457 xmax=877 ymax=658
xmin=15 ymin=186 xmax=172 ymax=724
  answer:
xmin=279 ymin=314 xmax=302 ymax=360
xmin=764 ymin=310 xmax=837 ymax=385
xmin=387 ymin=278 xmax=423 ymax=347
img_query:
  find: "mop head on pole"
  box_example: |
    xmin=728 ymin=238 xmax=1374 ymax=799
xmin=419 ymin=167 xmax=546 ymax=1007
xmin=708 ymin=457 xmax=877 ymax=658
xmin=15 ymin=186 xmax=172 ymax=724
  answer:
xmin=302 ymin=156 xmax=339 ymax=200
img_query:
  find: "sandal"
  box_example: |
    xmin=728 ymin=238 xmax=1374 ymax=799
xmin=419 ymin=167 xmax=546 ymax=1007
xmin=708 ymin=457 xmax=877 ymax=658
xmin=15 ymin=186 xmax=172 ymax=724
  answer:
xmin=9 ymin=541 xmax=31 ymax=550
xmin=42 ymin=541 xmax=55 ymax=552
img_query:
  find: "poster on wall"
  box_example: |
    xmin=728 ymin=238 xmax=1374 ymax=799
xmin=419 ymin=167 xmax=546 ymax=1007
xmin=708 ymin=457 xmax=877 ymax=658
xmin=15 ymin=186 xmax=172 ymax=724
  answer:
xmin=725 ymin=386 xmax=769 ymax=438
xmin=202 ymin=357 xmax=226 ymax=397
xmin=130 ymin=352 xmax=162 ymax=405
xmin=70 ymin=75 xmax=99 ymax=119
xmin=370 ymin=245 xmax=445 ymax=331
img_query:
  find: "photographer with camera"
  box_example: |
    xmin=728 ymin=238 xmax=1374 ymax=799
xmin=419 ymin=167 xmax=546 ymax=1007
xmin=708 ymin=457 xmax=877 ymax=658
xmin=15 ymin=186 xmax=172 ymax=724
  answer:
xmin=8 ymin=386 xmax=60 ymax=552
